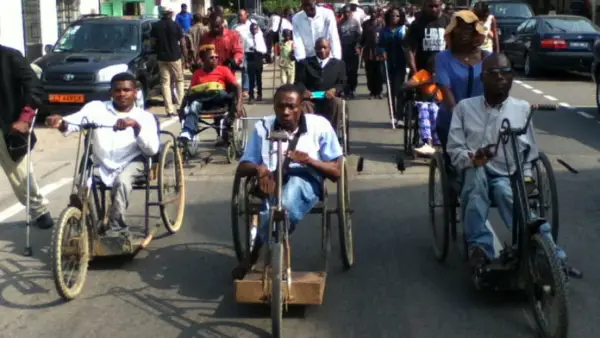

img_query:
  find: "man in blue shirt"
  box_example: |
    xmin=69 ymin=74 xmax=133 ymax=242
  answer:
xmin=232 ymin=84 xmax=343 ymax=279
xmin=175 ymin=4 xmax=193 ymax=33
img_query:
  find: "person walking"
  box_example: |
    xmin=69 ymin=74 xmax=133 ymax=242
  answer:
xmin=359 ymin=7 xmax=385 ymax=99
xmin=175 ymin=3 xmax=193 ymax=34
xmin=244 ymin=23 xmax=267 ymax=102
xmin=279 ymin=29 xmax=295 ymax=84
xmin=0 ymin=44 xmax=53 ymax=229
xmin=151 ymin=7 xmax=187 ymax=116
xmin=338 ymin=5 xmax=362 ymax=98
xmin=234 ymin=9 xmax=259 ymax=98
xmin=188 ymin=13 xmax=209 ymax=65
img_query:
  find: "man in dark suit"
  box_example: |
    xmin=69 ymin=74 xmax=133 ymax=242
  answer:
xmin=0 ymin=44 xmax=53 ymax=229
xmin=294 ymin=38 xmax=346 ymax=128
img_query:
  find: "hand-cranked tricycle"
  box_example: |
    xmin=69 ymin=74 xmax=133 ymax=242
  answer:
xmin=51 ymin=118 xmax=186 ymax=300
xmin=428 ymin=104 xmax=573 ymax=338
xmin=230 ymin=115 xmax=354 ymax=337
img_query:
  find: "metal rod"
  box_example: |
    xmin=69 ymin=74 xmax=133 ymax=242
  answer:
xmin=24 ymin=110 xmax=38 ymax=256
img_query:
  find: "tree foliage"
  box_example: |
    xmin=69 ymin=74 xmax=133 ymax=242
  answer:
xmin=262 ymin=0 xmax=298 ymax=13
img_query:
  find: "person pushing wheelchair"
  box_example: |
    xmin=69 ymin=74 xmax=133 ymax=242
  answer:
xmin=447 ymin=53 xmax=581 ymax=279
xmin=231 ymin=84 xmax=343 ymax=279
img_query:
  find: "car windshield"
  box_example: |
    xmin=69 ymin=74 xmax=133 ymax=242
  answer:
xmin=53 ymin=22 xmax=140 ymax=53
xmin=542 ymin=17 xmax=600 ymax=33
xmin=488 ymin=3 xmax=533 ymax=18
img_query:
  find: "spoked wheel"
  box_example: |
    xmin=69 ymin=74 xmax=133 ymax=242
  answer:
xmin=231 ymin=173 xmax=255 ymax=262
xmin=528 ymin=234 xmax=569 ymax=338
xmin=51 ymin=206 xmax=90 ymax=300
xmin=428 ymin=152 xmax=450 ymax=262
xmin=159 ymin=139 xmax=186 ymax=234
xmin=533 ymin=152 xmax=559 ymax=242
xmin=231 ymin=107 xmax=248 ymax=157
xmin=403 ymin=100 xmax=415 ymax=156
xmin=337 ymin=157 xmax=354 ymax=269
xmin=343 ymin=100 xmax=350 ymax=154
xmin=271 ymin=236 xmax=284 ymax=338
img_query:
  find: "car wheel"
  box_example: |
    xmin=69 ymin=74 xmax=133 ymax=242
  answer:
xmin=596 ymin=81 xmax=600 ymax=116
xmin=524 ymin=53 xmax=538 ymax=77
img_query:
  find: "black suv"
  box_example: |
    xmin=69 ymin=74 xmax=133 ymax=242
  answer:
xmin=33 ymin=15 xmax=160 ymax=116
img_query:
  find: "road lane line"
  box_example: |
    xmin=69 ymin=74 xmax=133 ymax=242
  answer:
xmin=577 ymin=111 xmax=594 ymax=119
xmin=522 ymin=84 xmax=533 ymax=89
xmin=0 ymin=177 xmax=72 ymax=223
xmin=532 ymin=89 xmax=543 ymax=94
xmin=514 ymin=80 xmax=522 ymax=84
xmin=544 ymin=95 xmax=558 ymax=101
xmin=0 ymin=117 xmax=178 ymax=223
xmin=558 ymin=102 xmax=571 ymax=108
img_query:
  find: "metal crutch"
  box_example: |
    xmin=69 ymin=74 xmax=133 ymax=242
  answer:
xmin=383 ymin=60 xmax=396 ymax=129
xmin=24 ymin=110 xmax=38 ymax=257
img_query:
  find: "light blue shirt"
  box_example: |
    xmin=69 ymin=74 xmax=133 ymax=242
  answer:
xmin=240 ymin=114 xmax=343 ymax=181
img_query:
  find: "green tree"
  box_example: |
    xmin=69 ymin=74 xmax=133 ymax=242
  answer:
xmin=262 ymin=0 xmax=297 ymax=13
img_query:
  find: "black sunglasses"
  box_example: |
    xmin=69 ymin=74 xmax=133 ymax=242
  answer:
xmin=484 ymin=67 xmax=513 ymax=74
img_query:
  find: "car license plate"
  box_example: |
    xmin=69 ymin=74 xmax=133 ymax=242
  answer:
xmin=569 ymin=42 xmax=588 ymax=48
xmin=48 ymin=94 xmax=85 ymax=103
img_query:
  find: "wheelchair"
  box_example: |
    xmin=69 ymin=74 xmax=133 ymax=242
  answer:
xmin=428 ymin=105 xmax=567 ymax=338
xmin=51 ymin=118 xmax=186 ymax=301
xmin=230 ymin=121 xmax=354 ymax=338
xmin=303 ymin=91 xmax=351 ymax=155
xmin=177 ymin=88 xmax=247 ymax=164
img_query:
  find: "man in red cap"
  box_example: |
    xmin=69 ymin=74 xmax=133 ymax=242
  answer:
xmin=0 ymin=44 xmax=53 ymax=229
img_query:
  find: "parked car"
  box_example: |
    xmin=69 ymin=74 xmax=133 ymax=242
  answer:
xmin=472 ymin=0 xmax=534 ymax=49
xmin=504 ymin=15 xmax=600 ymax=77
xmin=33 ymin=15 xmax=160 ymax=116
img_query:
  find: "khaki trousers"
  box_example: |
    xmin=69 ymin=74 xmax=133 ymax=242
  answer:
xmin=158 ymin=59 xmax=185 ymax=115
xmin=0 ymin=129 xmax=48 ymax=219
xmin=280 ymin=64 xmax=295 ymax=84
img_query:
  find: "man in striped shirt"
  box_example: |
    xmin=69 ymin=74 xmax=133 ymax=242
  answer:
xmin=198 ymin=13 xmax=244 ymax=68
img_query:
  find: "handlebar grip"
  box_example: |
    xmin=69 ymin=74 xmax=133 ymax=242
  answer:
xmin=531 ymin=104 xmax=558 ymax=111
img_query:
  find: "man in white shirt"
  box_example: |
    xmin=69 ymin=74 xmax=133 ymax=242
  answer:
xmin=233 ymin=9 xmax=258 ymax=96
xmin=348 ymin=0 xmax=366 ymax=27
xmin=232 ymin=83 xmax=343 ymax=279
xmin=46 ymin=73 xmax=160 ymax=237
xmin=292 ymin=0 xmax=342 ymax=60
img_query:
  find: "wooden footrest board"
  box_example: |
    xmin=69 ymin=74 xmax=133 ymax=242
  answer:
xmin=234 ymin=271 xmax=327 ymax=305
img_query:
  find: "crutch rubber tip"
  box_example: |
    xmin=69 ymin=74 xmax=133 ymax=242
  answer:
xmin=23 ymin=247 xmax=33 ymax=257
xmin=356 ymin=157 xmax=364 ymax=172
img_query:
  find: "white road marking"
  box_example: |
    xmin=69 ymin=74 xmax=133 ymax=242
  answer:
xmin=0 ymin=177 xmax=72 ymax=223
xmin=558 ymin=102 xmax=571 ymax=108
xmin=532 ymin=89 xmax=543 ymax=94
xmin=514 ymin=80 xmax=522 ymax=84
xmin=577 ymin=111 xmax=594 ymax=119
xmin=522 ymin=84 xmax=533 ymax=89
xmin=0 ymin=117 xmax=179 ymax=223
xmin=544 ymin=95 xmax=558 ymax=101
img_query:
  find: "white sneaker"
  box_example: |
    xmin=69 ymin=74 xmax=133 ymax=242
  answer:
xmin=396 ymin=119 xmax=405 ymax=128
xmin=179 ymin=131 xmax=191 ymax=140
xmin=414 ymin=144 xmax=436 ymax=156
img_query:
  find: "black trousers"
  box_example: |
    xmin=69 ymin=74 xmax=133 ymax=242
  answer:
xmin=364 ymin=60 xmax=383 ymax=95
xmin=247 ymin=56 xmax=263 ymax=98
xmin=386 ymin=64 xmax=406 ymax=119
xmin=343 ymin=48 xmax=359 ymax=93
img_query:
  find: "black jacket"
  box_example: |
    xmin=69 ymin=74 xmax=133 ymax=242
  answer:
xmin=294 ymin=56 xmax=346 ymax=95
xmin=0 ymin=45 xmax=44 ymax=134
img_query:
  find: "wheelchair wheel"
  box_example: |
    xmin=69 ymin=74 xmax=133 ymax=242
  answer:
xmin=271 ymin=238 xmax=284 ymax=338
xmin=231 ymin=107 xmax=248 ymax=157
xmin=341 ymin=100 xmax=350 ymax=154
xmin=321 ymin=187 xmax=331 ymax=270
xmin=51 ymin=206 xmax=90 ymax=300
xmin=533 ymin=152 xmax=559 ymax=242
xmin=403 ymin=100 xmax=415 ymax=156
xmin=337 ymin=157 xmax=354 ymax=269
xmin=158 ymin=139 xmax=186 ymax=234
xmin=527 ymin=233 xmax=568 ymax=338
xmin=428 ymin=152 xmax=450 ymax=262
xmin=231 ymin=172 xmax=253 ymax=262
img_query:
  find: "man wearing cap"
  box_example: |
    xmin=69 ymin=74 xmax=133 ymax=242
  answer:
xmin=0 ymin=44 xmax=53 ymax=229
xmin=348 ymin=0 xmax=366 ymax=26
xmin=152 ymin=7 xmax=188 ymax=116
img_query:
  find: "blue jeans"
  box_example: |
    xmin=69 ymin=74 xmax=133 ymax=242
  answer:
xmin=258 ymin=173 xmax=321 ymax=243
xmin=181 ymin=91 xmax=229 ymax=135
xmin=461 ymin=167 xmax=566 ymax=260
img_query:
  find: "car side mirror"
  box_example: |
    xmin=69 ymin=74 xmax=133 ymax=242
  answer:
xmin=44 ymin=44 xmax=53 ymax=54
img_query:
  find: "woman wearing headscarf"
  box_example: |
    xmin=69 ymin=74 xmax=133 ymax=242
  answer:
xmin=358 ymin=6 xmax=385 ymax=99
xmin=434 ymin=10 xmax=488 ymax=148
xmin=377 ymin=6 xmax=408 ymax=127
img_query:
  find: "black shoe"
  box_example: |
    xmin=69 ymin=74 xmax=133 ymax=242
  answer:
xmin=232 ymin=241 xmax=263 ymax=280
xmin=565 ymin=264 xmax=583 ymax=280
xmin=256 ymin=95 xmax=262 ymax=101
xmin=469 ymin=246 xmax=489 ymax=268
xmin=35 ymin=212 xmax=53 ymax=229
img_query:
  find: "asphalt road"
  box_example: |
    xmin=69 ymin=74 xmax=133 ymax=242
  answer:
xmin=0 ymin=67 xmax=599 ymax=338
